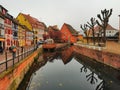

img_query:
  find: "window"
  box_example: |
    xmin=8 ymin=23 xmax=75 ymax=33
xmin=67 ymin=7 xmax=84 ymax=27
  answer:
xmin=7 ymin=39 xmax=10 ymax=45
xmin=13 ymin=31 xmax=17 ymax=36
xmin=109 ymin=31 xmax=111 ymax=33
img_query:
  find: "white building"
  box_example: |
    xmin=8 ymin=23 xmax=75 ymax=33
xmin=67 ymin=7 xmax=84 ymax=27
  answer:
xmin=91 ymin=24 xmax=119 ymax=37
xmin=105 ymin=24 xmax=118 ymax=37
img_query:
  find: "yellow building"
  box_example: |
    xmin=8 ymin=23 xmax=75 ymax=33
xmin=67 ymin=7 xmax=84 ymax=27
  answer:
xmin=18 ymin=24 xmax=25 ymax=47
xmin=16 ymin=13 xmax=32 ymax=31
xmin=16 ymin=13 xmax=33 ymax=46
xmin=16 ymin=13 xmax=46 ymax=45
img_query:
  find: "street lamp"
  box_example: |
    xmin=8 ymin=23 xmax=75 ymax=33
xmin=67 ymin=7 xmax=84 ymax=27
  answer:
xmin=118 ymin=15 xmax=120 ymax=43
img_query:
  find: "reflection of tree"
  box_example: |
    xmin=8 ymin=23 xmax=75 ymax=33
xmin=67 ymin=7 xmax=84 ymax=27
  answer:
xmin=86 ymin=72 xmax=98 ymax=84
xmin=80 ymin=65 xmax=87 ymax=73
xmin=96 ymin=80 xmax=105 ymax=90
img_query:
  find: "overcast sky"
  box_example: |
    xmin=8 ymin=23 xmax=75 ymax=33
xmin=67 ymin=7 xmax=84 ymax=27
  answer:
xmin=0 ymin=0 xmax=120 ymax=31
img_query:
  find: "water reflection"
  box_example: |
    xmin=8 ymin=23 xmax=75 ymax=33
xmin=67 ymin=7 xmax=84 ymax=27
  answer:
xmin=75 ymin=51 xmax=120 ymax=90
xmin=42 ymin=46 xmax=75 ymax=65
xmin=17 ymin=46 xmax=120 ymax=90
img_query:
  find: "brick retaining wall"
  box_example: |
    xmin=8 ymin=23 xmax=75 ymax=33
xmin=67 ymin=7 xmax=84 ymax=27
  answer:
xmin=74 ymin=46 xmax=120 ymax=70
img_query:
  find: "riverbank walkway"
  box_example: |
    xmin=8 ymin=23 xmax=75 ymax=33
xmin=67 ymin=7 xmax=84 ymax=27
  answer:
xmin=0 ymin=45 xmax=37 ymax=73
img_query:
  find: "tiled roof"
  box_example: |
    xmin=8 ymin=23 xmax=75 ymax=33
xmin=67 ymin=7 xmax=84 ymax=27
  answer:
xmin=0 ymin=5 xmax=8 ymax=12
xmin=48 ymin=25 xmax=59 ymax=31
xmin=21 ymin=13 xmax=46 ymax=29
xmin=64 ymin=23 xmax=78 ymax=35
xmin=94 ymin=24 xmax=117 ymax=31
xmin=88 ymin=24 xmax=117 ymax=35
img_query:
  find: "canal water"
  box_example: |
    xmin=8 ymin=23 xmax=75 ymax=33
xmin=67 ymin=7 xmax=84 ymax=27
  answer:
xmin=18 ymin=46 xmax=120 ymax=90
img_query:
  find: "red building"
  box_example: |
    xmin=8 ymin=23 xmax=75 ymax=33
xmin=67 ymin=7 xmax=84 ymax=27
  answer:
xmin=48 ymin=25 xmax=62 ymax=43
xmin=4 ymin=13 xmax=13 ymax=50
xmin=60 ymin=23 xmax=78 ymax=43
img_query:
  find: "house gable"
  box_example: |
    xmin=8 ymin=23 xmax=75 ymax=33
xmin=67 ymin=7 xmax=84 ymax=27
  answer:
xmin=16 ymin=13 xmax=32 ymax=31
xmin=60 ymin=23 xmax=77 ymax=43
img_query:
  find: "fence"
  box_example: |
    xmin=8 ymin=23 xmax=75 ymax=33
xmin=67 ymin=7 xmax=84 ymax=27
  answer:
xmin=0 ymin=46 xmax=35 ymax=73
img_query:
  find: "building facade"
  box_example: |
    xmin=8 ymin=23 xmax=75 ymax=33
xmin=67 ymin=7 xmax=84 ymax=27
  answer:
xmin=0 ymin=13 xmax=5 ymax=48
xmin=4 ymin=13 xmax=14 ymax=49
xmin=0 ymin=5 xmax=7 ymax=49
xmin=16 ymin=13 xmax=33 ymax=46
xmin=16 ymin=13 xmax=46 ymax=45
xmin=60 ymin=23 xmax=78 ymax=43
xmin=12 ymin=19 xmax=18 ymax=46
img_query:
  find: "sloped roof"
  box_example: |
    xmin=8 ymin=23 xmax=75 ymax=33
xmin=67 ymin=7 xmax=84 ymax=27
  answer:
xmin=88 ymin=23 xmax=117 ymax=36
xmin=48 ymin=25 xmax=59 ymax=31
xmin=0 ymin=5 xmax=8 ymax=12
xmin=64 ymin=23 xmax=78 ymax=35
xmin=21 ymin=13 xmax=46 ymax=29
xmin=94 ymin=24 xmax=117 ymax=31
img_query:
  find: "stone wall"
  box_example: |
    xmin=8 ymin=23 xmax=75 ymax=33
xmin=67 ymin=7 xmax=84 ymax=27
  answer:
xmin=0 ymin=48 xmax=42 ymax=90
xmin=74 ymin=46 xmax=120 ymax=70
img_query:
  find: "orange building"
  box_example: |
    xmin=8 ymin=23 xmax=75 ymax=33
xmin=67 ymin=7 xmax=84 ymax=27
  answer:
xmin=60 ymin=23 xmax=78 ymax=43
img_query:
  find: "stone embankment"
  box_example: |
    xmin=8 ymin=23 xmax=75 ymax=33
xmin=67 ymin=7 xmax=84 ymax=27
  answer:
xmin=74 ymin=43 xmax=120 ymax=70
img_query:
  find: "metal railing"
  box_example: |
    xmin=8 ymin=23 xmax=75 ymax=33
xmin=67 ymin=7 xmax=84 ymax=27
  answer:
xmin=0 ymin=46 xmax=35 ymax=73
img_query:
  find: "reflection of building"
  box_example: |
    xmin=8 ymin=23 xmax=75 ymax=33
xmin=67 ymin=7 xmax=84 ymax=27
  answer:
xmin=43 ymin=52 xmax=58 ymax=62
xmin=61 ymin=46 xmax=74 ymax=64
xmin=60 ymin=23 xmax=78 ymax=43
xmin=42 ymin=46 xmax=74 ymax=64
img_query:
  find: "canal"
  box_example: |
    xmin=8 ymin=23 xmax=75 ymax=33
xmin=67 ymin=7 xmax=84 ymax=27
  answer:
xmin=17 ymin=46 xmax=120 ymax=90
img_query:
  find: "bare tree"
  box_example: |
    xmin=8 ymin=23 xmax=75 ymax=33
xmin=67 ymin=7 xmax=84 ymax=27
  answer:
xmin=80 ymin=24 xmax=90 ymax=44
xmin=96 ymin=9 xmax=112 ymax=46
xmin=86 ymin=17 xmax=96 ymax=45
